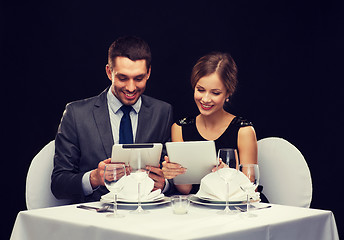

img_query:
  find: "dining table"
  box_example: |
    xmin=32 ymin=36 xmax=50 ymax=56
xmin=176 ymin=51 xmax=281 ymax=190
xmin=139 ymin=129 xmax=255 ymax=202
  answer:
xmin=10 ymin=198 xmax=339 ymax=240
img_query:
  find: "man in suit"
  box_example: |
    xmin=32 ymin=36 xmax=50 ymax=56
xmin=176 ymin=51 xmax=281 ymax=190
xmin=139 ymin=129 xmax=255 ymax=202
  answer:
xmin=51 ymin=36 xmax=174 ymax=202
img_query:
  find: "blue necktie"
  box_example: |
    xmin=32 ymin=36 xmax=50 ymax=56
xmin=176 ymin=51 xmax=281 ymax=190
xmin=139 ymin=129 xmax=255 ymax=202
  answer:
xmin=119 ymin=105 xmax=134 ymax=144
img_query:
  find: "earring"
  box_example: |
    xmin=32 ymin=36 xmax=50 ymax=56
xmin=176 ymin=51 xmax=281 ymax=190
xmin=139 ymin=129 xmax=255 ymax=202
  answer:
xmin=225 ymin=97 xmax=230 ymax=103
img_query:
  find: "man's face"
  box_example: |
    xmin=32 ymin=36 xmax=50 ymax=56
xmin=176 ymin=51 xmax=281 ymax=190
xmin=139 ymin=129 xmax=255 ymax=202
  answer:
xmin=106 ymin=56 xmax=150 ymax=105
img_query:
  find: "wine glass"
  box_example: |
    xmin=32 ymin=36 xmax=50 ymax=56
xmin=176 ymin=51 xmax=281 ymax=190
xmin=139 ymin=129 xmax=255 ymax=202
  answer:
xmin=216 ymin=148 xmax=239 ymax=215
xmin=103 ymin=163 xmax=127 ymax=218
xmin=239 ymin=164 xmax=260 ymax=217
xmin=128 ymin=149 xmax=151 ymax=214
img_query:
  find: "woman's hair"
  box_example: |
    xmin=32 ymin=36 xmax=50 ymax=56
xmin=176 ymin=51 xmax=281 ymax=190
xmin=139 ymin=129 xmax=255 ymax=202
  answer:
xmin=191 ymin=52 xmax=238 ymax=95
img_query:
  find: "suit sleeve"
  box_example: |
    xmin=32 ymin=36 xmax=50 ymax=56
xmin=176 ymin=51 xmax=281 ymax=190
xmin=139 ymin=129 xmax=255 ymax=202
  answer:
xmin=160 ymin=104 xmax=174 ymax=161
xmin=164 ymin=104 xmax=174 ymax=141
xmin=160 ymin=104 xmax=178 ymax=196
xmin=51 ymin=103 xmax=86 ymax=201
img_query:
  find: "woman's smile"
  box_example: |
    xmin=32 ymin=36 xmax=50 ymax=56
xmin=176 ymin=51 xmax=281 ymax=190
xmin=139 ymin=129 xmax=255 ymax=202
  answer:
xmin=200 ymin=103 xmax=214 ymax=110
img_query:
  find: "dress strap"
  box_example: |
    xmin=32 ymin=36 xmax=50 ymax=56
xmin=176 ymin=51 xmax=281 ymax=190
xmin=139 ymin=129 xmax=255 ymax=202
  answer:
xmin=176 ymin=117 xmax=195 ymax=126
xmin=231 ymin=116 xmax=253 ymax=127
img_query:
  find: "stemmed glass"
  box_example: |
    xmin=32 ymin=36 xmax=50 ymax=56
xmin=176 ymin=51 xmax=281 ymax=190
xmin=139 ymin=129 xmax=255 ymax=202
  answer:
xmin=103 ymin=163 xmax=127 ymax=218
xmin=216 ymin=148 xmax=239 ymax=215
xmin=128 ymin=150 xmax=151 ymax=214
xmin=239 ymin=164 xmax=260 ymax=217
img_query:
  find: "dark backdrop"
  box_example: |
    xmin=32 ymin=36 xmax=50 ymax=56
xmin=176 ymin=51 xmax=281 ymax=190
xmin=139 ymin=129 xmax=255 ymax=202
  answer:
xmin=2 ymin=1 xmax=343 ymax=239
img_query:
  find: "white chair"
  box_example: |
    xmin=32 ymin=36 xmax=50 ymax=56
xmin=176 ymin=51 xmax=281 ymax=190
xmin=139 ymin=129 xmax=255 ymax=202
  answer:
xmin=26 ymin=140 xmax=72 ymax=209
xmin=258 ymin=137 xmax=312 ymax=208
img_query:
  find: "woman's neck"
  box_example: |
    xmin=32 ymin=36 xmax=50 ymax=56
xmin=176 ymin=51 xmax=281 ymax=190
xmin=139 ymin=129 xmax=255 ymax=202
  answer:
xmin=198 ymin=109 xmax=231 ymax=129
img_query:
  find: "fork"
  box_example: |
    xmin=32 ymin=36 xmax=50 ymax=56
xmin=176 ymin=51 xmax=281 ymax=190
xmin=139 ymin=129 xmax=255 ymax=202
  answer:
xmin=77 ymin=205 xmax=112 ymax=212
xmin=235 ymin=205 xmax=271 ymax=212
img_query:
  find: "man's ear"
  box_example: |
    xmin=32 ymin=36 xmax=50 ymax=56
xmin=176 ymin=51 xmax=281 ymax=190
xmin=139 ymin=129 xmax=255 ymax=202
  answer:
xmin=146 ymin=66 xmax=151 ymax=80
xmin=105 ymin=64 xmax=113 ymax=81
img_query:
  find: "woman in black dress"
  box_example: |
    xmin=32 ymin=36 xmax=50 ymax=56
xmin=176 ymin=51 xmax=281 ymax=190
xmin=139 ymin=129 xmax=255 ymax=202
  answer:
xmin=162 ymin=52 xmax=258 ymax=195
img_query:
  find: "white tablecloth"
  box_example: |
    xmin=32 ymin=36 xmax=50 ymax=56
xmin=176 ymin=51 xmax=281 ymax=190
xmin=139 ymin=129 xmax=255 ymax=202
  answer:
xmin=11 ymin=202 xmax=339 ymax=240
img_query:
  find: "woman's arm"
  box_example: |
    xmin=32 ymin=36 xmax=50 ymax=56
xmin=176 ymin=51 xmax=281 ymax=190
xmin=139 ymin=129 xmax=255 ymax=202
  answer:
xmin=162 ymin=123 xmax=193 ymax=194
xmin=237 ymin=126 xmax=258 ymax=164
xmin=171 ymin=122 xmax=183 ymax=142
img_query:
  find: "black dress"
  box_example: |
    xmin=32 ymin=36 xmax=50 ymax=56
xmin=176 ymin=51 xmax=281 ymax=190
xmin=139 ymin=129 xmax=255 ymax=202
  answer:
xmin=176 ymin=115 xmax=269 ymax=202
xmin=177 ymin=116 xmax=253 ymax=154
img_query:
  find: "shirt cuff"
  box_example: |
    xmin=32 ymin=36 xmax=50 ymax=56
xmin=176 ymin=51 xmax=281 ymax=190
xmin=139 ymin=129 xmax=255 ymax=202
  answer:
xmin=162 ymin=178 xmax=170 ymax=194
xmin=82 ymin=171 xmax=96 ymax=196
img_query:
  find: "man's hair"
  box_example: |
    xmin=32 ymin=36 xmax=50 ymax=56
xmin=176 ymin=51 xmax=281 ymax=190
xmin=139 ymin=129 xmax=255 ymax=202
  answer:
xmin=191 ymin=52 xmax=238 ymax=96
xmin=108 ymin=36 xmax=151 ymax=72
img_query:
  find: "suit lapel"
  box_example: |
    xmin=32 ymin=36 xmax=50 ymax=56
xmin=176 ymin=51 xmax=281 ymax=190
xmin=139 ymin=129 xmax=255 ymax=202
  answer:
xmin=93 ymin=88 xmax=114 ymax=158
xmin=135 ymin=95 xmax=152 ymax=143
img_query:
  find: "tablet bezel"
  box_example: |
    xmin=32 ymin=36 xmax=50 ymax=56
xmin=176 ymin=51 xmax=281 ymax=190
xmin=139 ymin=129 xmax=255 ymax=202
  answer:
xmin=111 ymin=143 xmax=163 ymax=168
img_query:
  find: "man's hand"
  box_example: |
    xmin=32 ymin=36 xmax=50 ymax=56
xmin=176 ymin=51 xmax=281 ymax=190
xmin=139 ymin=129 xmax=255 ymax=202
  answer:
xmin=147 ymin=165 xmax=166 ymax=191
xmin=90 ymin=158 xmax=111 ymax=189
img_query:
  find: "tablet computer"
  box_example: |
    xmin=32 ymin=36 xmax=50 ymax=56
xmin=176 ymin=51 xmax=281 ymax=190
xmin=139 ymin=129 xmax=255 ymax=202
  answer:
xmin=166 ymin=141 xmax=217 ymax=184
xmin=111 ymin=143 xmax=163 ymax=168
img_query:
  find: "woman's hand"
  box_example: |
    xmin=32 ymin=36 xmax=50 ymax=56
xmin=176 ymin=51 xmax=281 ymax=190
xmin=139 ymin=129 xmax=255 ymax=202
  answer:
xmin=162 ymin=156 xmax=187 ymax=179
xmin=211 ymin=158 xmax=227 ymax=172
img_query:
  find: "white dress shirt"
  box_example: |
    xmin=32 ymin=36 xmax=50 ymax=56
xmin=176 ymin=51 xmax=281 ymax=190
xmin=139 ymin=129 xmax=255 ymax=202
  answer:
xmin=106 ymin=88 xmax=141 ymax=143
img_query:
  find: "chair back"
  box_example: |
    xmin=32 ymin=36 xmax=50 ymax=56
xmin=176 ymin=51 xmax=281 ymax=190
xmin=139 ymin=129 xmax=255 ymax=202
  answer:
xmin=26 ymin=140 xmax=72 ymax=209
xmin=258 ymin=137 xmax=312 ymax=207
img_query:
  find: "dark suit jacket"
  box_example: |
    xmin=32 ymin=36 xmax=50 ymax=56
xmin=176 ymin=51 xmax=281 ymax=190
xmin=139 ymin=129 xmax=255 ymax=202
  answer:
xmin=51 ymin=88 xmax=174 ymax=202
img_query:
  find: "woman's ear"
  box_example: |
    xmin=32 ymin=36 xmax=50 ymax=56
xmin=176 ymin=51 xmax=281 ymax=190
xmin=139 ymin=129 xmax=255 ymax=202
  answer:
xmin=225 ymin=91 xmax=232 ymax=102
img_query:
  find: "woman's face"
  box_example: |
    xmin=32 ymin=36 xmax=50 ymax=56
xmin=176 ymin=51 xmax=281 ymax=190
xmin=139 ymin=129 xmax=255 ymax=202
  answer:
xmin=194 ymin=73 xmax=229 ymax=116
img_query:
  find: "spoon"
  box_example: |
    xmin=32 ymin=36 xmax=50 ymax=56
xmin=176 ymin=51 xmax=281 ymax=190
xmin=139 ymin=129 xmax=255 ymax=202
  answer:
xmin=77 ymin=205 xmax=111 ymax=212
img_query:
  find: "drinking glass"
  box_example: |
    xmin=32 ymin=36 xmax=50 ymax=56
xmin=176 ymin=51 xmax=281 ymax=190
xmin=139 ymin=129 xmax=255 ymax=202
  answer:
xmin=216 ymin=148 xmax=239 ymax=215
xmin=239 ymin=164 xmax=260 ymax=217
xmin=104 ymin=163 xmax=127 ymax=218
xmin=171 ymin=196 xmax=190 ymax=215
xmin=128 ymin=150 xmax=151 ymax=214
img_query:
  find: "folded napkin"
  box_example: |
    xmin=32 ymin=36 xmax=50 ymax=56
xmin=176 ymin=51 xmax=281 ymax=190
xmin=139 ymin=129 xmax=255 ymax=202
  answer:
xmin=103 ymin=174 xmax=164 ymax=202
xmin=195 ymin=168 xmax=260 ymax=202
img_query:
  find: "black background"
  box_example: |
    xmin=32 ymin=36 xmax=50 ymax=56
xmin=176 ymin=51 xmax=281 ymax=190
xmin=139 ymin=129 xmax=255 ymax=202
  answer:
xmin=2 ymin=0 xmax=343 ymax=239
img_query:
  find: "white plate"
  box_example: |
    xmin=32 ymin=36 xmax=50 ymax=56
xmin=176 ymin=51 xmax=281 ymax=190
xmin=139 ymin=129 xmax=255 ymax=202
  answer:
xmin=101 ymin=193 xmax=165 ymax=203
xmin=189 ymin=195 xmax=258 ymax=206
xmin=118 ymin=195 xmax=165 ymax=203
xmin=100 ymin=196 xmax=171 ymax=206
xmin=197 ymin=195 xmax=246 ymax=203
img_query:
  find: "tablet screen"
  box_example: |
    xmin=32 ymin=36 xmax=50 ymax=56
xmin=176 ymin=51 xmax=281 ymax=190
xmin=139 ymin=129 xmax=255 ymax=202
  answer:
xmin=166 ymin=141 xmax=217 ymax=184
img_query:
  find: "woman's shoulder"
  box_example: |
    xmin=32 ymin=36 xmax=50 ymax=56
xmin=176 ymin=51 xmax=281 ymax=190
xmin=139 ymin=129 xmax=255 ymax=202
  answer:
xmin=231 ymin=116 xmax=254 ymax=128
xmin=174 ymin=116 xmax=203 ymax=142
xmin=176 ymin=116 xmax=196 ymax=126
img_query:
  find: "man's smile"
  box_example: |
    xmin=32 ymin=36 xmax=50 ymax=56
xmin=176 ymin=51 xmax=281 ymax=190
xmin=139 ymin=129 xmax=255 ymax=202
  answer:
xmin=123 ymin=91 xmax=137 ymax=100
